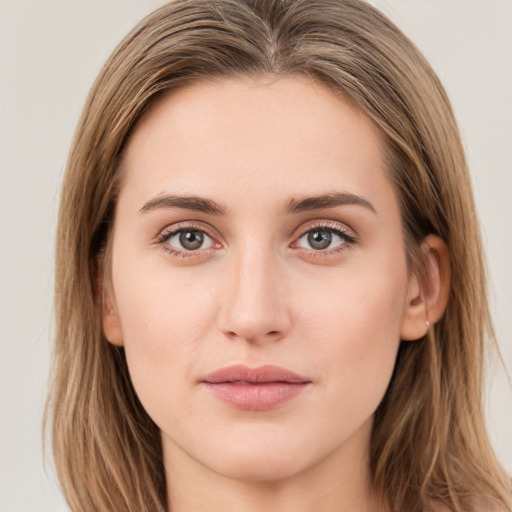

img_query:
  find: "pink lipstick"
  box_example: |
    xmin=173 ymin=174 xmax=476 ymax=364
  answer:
xmin=202 ymin=365 xmax=311 ymax=411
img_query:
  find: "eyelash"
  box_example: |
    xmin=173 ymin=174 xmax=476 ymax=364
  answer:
xmin=155 ymin=222 xmax=220 ymax=259
xmin=293 ymin=221 xmax=357 ymax=257
xmin=154 ymin=220 xmax=357 ymax=259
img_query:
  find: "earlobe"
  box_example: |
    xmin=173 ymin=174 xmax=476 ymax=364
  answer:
xmin=400 ymin=235 xmax=451 ymax=341
xmin=102 ymin=298 xmax=124 ymax=346
xmin=97 ymin=258 xmax=124 ymax=347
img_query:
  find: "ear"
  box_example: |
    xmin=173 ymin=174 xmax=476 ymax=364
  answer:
xmin=400 ymin=235 xmax=451 ymax=341
xmin=97 ymin=258 xmax=124 ymax=347
xmin=102 ymin=296 xmax=124 ymax=347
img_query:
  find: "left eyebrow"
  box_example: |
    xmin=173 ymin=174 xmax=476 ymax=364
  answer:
xmin=286 ymin=192 xmax=377 ymax=215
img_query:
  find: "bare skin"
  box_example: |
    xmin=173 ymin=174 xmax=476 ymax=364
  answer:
xmin=103 ymin=76 xmax=449 ymax=512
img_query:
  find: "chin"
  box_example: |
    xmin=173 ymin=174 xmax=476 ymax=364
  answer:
xmin=195 ymin=426 xmax=334 ymax=484
xmin=206 ymin=449 xmax=309 ymax=483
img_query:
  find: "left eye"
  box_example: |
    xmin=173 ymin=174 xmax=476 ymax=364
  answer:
xmin=296 ymin=228 xmax=348 ymax=251
xmin=165 ymin=229 xmax=215 ymax=251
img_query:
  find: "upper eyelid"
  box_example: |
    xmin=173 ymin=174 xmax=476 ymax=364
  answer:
xmin=156 ymin=223 xmax=220 ymax=256
xmin=155 ymin=218 xmax=356 ymax=246
xmin=157 ymin=221 xmax=219 ymax=241
xmin=293 ymin=219 xmax=356 ymax=239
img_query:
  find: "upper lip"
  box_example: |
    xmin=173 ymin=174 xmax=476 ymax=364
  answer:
xmin=202 ymin=364 xmax=310 ymax=384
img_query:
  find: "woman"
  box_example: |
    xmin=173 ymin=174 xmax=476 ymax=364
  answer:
xmin=47 ymin=0 xmax=511 ymax=510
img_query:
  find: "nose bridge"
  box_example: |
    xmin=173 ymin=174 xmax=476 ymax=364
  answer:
xmin=218 ymin=238 xmax=290 ymax=343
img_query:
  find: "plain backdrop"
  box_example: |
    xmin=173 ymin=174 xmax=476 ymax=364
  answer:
xmin=1 ymin=1 xmax=511 ymax=511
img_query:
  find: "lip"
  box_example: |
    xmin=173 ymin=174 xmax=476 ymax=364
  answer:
xmin=201 ymin=364 xmax=311 ymax=411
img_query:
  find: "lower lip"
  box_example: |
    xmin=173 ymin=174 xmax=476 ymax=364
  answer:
xmin=203 ymin=382 xmax=309 ymax=411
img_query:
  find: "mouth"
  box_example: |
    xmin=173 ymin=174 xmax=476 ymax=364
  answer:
xmin=201 ymin=364 xmax=311 ymax=411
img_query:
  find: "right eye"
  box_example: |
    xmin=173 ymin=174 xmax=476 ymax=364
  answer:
xmin=162 ymin=228 xmax=216 ymax=252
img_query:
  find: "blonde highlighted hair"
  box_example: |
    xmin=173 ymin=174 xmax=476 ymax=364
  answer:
xmin=48 ymin=0 xmax=511 ymax=510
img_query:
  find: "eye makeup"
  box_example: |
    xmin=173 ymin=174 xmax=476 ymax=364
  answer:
xmin=154 ymin=221 xmax=222 ymax=259
xmin=290 ymin=220 xmax=357 ymax=261
xmin=153 ymin=218 xmax=357 ymax=262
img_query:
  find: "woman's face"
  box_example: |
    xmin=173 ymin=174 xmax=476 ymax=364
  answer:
xmin=105 ymin=76 xmax=422 ymax=482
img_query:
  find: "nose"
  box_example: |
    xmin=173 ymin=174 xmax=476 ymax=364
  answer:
xmin=217 ymin=246 xmax=291 ymax=344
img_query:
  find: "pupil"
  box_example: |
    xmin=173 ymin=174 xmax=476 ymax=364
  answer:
xmin=179 ymin=230 xmax=203 ymax=250
xmin=308 ymin=229 xmax=332 ymax=250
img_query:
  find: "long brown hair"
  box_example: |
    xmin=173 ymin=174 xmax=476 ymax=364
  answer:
xmin=48 ymin=1 xmax=511 ymax=510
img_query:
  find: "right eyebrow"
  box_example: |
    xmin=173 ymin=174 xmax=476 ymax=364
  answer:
xmin=139 ymin=195 xmax=227 ymax=215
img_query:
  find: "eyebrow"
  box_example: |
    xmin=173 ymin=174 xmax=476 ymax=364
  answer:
xmin=286 ymin=192 xmax=376 ymax=214
xmin=138 ymin=191 xmax=376 ymax=216
xmin=139 ymin=195 xmax=227 ymax=215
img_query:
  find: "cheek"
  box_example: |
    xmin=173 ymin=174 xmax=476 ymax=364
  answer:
xmin=297 ymin=261 xmax=408 ymax=414
xmin=298 ymin=258 xmax=408 ymax=345
xmin=115 ymin=269 xmax=212 ymax=344
xmin=111 ymin=255 xmax=219 ymax=406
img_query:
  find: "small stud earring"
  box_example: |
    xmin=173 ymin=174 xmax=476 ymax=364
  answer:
xmin=426 ymin=320 xmax=431 ymax=327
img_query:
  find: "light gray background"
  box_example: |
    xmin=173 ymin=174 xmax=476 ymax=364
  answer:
xmin=1 ymin=1 xmax=510 ymax=511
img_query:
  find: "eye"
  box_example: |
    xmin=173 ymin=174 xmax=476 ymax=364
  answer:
xmin=162 ymin=228 xmax=216 ymax=252
xmin=295 ymin=226 xmax=354 ymax=251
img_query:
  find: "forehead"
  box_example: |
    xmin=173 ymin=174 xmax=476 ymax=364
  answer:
xmin=119 ymin=75 xmax=394 ymax=214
